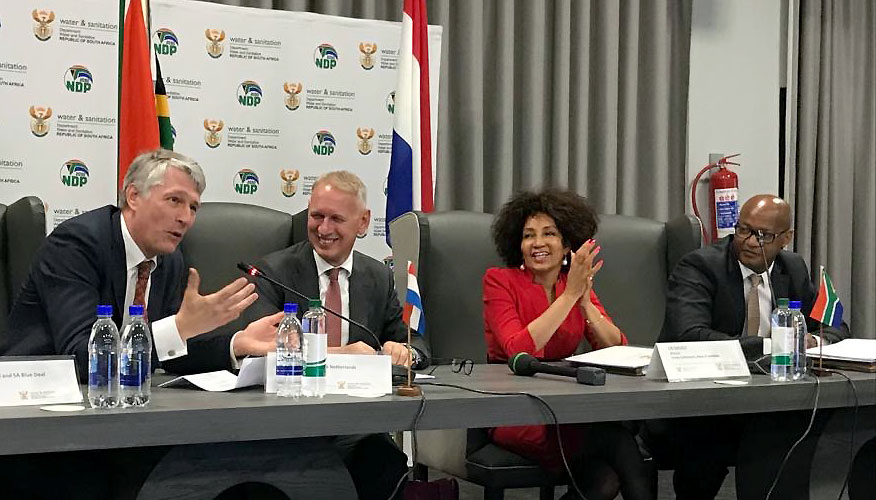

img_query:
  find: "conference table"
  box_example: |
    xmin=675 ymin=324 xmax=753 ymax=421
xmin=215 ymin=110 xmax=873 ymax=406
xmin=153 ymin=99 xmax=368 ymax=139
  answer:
xmin=0 ymin=365 xmax=874 ymax=498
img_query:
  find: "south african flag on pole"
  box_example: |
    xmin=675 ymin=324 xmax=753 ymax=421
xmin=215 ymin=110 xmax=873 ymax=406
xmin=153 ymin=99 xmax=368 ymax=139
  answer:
xmin=809 ymin=266 xmax=844 ymax=328
xmin=154 ymin=55 xmax=173 ymax=150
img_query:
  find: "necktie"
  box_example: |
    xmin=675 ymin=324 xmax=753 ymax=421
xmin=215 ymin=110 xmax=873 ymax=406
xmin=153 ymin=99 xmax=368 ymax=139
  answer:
xmin=134 ymin=261 xmax=152 ymax=322
xmin=326 ymin=268 xmax=342 ymax=347
xmin=746 ymin=274 xmax=762 ymax=336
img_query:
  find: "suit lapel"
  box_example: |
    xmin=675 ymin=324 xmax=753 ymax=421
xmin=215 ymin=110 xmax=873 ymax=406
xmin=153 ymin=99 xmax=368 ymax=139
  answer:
xmin=770 ymin=258 xmax=791 ymax=304
xmin=148 ymin=256 xmax=166 ymax=320
xmin=109 ymin=211 xmax=127 ymax=322
xmin=292 ymin=242 xmax=320 ymax=301
xmin=348 ymin=252 xmax=373 ymax=344
xmin=725 ymin=241 xmax=746 ymax=335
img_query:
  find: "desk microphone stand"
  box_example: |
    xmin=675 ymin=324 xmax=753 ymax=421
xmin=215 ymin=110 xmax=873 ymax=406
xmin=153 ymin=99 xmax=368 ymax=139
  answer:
xmin=396 ymin=324 xmax=422 ymax=397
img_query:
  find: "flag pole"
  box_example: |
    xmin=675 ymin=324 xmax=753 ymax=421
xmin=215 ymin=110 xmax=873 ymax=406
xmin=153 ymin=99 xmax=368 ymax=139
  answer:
xmin=812 ymin=266 xmax=832 ymax=377
xmin=396 ymin=323 xmax=421 ymax=397
xmin=812 ymin=324 xmax=831 ymax=376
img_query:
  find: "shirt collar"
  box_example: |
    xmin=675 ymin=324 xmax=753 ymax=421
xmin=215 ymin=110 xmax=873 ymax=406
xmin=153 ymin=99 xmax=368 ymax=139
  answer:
xmin=120 ymin=213 xmax=157 ymax=272
xmin=313 ymin=249 xmax=353 ymax=277
xmin=739 ymin=261 xmax=773 ymax=282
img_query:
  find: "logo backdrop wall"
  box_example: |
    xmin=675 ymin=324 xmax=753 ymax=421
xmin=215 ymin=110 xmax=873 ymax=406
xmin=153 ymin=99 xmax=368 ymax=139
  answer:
xmin=151 ymin=0 xmax=443 ymax=259
xmin=0 ymin=0 xmax=441 ymax=261
xmin=0 ymin=1 xmax=119 ymax=228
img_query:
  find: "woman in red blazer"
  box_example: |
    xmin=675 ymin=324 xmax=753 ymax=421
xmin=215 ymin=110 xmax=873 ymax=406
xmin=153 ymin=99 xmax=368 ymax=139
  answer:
xmin=483 ymin=189 xmax=653 ymax=500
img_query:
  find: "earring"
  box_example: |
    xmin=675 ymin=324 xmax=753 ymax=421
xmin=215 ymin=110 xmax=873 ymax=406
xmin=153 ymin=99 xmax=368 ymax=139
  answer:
xmin=562 ymin=257 xmax=568 ymax=266
xmin=519 ymin=263 xmax=525 ymax=271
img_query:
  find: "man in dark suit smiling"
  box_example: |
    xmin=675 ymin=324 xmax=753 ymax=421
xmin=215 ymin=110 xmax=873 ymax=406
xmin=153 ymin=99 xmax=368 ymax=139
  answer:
xmin=242 ymin=170 xmax=428 ymax=500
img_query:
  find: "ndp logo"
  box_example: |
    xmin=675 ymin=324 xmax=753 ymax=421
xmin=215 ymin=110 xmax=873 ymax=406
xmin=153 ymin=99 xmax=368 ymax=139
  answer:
xmin=314 ymin=43 xmax=338 ymax=70
xmin=64 ymin=65 xmax=93 ymax=94
xmin=311 ymin=130 xmax=336 ymax=156
xmin=60 ymin=160 xmax=89 ymax=188
xmin=237 ymin=80 xmax=262 ymax=107
xmin=153 ymin=28 xmax=179 ymax=56
xmin=234 ymin=169 xmax=259 ymax=195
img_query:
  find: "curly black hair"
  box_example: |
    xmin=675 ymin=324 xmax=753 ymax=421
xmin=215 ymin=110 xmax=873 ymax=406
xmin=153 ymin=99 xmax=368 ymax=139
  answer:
xmin=491 ymin=189 xmax=599 ymax=268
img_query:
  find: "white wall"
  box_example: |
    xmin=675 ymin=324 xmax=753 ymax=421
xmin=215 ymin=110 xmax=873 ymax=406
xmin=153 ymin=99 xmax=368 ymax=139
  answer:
xmin=688 ymin=0 xmax=781 ymax=238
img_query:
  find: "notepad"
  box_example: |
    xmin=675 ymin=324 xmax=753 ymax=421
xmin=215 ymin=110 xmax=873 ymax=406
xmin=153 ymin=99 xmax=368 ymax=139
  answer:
xmin=566 ymin=345 xmax=653 ymax=376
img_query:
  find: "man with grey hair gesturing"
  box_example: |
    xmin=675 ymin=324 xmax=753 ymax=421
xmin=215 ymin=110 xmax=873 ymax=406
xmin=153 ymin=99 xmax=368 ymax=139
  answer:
xmin=2 ymin=148 xmax=282 ymax=378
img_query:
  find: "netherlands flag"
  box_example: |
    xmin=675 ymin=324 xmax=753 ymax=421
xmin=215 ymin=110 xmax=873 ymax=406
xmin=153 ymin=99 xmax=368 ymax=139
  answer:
xmin=386 ymin=0 xmax=433 ymax=245
xmin=403 ymin=261 xmax=426 ymax=335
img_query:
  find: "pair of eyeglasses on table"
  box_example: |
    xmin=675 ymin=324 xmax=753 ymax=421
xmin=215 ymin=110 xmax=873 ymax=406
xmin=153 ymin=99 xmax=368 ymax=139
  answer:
xmin=426 ymin=358 xmax=474 ymax=376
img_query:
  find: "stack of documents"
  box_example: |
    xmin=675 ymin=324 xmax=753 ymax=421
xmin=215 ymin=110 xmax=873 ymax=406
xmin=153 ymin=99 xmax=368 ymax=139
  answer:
xmin=806 ymin=338 xmax=876 ymax=372
xmin=566 ymin=345 xmax=653 ymax=376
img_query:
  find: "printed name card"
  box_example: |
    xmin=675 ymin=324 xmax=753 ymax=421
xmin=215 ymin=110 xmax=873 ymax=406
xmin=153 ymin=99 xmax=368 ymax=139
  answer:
xmin=0 ymin=357 xmax=82 ymax=406
xmin=326 ymin=354 xmax=391 ymax=396
xmin=646 ymin=341 xmax=750 ymax=382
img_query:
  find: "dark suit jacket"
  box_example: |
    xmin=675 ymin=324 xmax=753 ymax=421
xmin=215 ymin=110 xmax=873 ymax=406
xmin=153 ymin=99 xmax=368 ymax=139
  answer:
xmin=660 ymin=236 xmax=848 ymax=359
xmin=240 ymin=240 xmax=429 ymax=359
xmin=1 ymin=205 xmax=234 ymax=380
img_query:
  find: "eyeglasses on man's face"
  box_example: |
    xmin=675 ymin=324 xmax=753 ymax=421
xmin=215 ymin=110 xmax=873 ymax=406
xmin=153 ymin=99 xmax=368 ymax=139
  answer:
xmin=733 ymin=224 xmax=788 ymax=244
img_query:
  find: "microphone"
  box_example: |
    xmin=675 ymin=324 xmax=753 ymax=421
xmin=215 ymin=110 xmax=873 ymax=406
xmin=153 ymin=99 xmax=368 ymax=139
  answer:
xmin=508 ymin=353 xmax=605 ymax=386
xmin=755 ymin=234 xmax=777 ymax=309
xmin=237 ymin=262 xmax=385 ymax=352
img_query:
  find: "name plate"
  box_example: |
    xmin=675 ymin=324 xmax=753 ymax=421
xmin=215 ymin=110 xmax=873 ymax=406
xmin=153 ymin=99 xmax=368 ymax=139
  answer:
xmin=326 ymin=354 xmax=391 ymax=396
xmin=0 ymin=356 xmax=82 ymax=406
xmin=646 ymin=341 xmax=750 ymax=382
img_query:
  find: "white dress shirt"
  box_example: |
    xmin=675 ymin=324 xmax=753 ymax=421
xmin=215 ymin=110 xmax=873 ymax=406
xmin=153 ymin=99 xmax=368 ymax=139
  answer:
xmin=313 ymin=250 xmax=354 ymax=346
xmin=739 ymin=262 xmax=773 ymax=338
xmin=120 ymin=215 xmax=187 ymax=360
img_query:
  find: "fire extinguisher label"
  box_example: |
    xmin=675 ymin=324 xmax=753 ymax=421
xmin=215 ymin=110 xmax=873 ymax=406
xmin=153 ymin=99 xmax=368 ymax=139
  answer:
xmin=714 ymin=187 xmax=739 ymax=238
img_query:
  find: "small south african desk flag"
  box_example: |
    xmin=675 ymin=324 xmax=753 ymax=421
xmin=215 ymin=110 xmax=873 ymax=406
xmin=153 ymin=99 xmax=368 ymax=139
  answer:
xmin=809 ymin=266 xmax=844 ymax=328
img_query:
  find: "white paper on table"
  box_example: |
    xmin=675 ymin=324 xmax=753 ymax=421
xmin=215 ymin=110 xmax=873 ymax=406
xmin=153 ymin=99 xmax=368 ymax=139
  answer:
xmin=159 ymin=357 xmax=266 ymax=392
xmin=236 ymin=356 xmax=266 ymax=387
xmin=806 ymin=338 xmax=876 ymax=362
xmin=566 ymin=345 xmax=653 ymax=369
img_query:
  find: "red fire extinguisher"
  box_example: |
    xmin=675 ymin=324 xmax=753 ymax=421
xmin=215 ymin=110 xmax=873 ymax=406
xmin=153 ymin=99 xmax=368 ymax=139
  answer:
xmin=691 ymin=154 xmax=740 ymax=243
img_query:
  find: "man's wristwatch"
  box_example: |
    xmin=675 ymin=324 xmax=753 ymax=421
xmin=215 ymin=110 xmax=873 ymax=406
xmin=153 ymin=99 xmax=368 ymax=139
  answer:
xmin=406 ymin=343 xmax=423 ymax=369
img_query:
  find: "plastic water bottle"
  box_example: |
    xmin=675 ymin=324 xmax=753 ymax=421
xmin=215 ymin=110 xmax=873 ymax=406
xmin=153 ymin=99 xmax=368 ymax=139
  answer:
xmin=276 ymin=303 xmax=303 ymax=398
xmin=301 ymin=299 xmax=327 ymax=398
xmin=770 ymin=298 xmax=793 ymax=381
xmin=88 ymin=305 xmax=120 ymax=408
xmin=120 ymin=305 xmax=152 ymax=407
xmin=789 ymin=300 xmax=808 ymax=380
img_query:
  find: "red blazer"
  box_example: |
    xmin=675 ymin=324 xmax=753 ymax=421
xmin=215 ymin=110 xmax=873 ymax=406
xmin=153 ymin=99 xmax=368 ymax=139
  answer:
xmin=483 ymin=267 xmax=627 ymax=363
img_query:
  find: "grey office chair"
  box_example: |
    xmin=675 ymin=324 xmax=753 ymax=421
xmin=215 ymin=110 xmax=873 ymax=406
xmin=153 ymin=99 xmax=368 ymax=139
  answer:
xmin=179 ymin=203 xmax=307 ymax=294
xmin=0 ymin=197 xmax=47 ymax=334
xmin=178 ymin=202 xmax=307 ymax=337
xmin=390 ymin=210 xmax=701 ymax=500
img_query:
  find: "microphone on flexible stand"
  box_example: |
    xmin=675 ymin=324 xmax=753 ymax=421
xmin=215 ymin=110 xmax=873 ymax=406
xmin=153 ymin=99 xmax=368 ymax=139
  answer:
xmin=509 ymin=353 xmax=605 ymax=386
xmin=236 ymin=262 xmax=385 ymax=351
xmin=755 ymin=232 xmax=777 ymax=309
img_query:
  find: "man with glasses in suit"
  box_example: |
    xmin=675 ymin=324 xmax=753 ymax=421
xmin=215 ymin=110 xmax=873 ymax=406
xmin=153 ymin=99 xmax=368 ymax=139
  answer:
xmin=652 ymin=194 xmax=849 ymax=499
